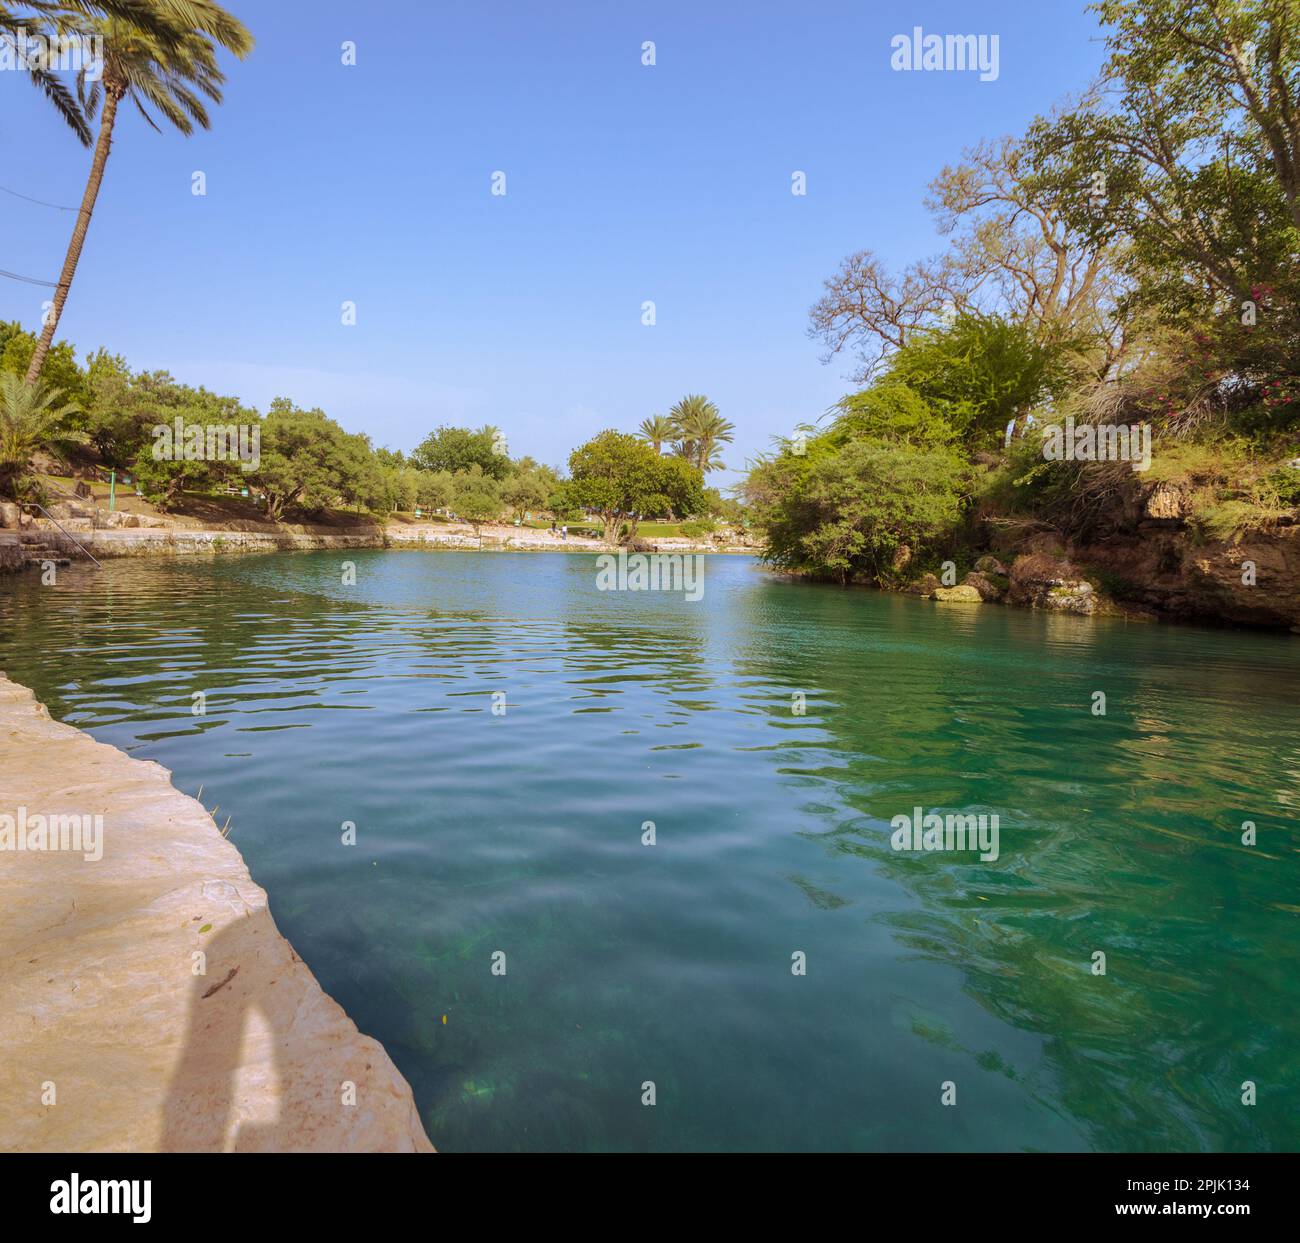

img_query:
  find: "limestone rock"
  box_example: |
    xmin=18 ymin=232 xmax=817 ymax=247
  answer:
xmin=1042 ymin=581 xmax=1097 ymax=614
xmin=963 ymin=571 xmax=1004 ymax=601
xmin=1008 ymin=552 xmax=1098 ymax=614
xmin=906 ymin=572 xmax=941 ymax=596
xmin=1183 ymin=530 xmax=1300 ymax=628
xmin=1144 ymin=482 xmax=1187 ymax=520
xmin=932 ymin=584 xmax=984 ymax=603
xmin=48 ymin=501 xmax=95 ymax=521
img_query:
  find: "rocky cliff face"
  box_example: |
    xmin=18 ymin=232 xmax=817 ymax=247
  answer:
xmin=1046 ymin=473 xmax=1299 ymax=629
xmin=1074 ymin=524 xmax=1300 ymax=630
xmin=905 ymin=496 xmax=1299 ymax=629
xmin=0 ymin=676 xmax=435 ymax=1153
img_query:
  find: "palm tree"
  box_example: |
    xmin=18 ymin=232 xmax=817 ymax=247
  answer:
xmin=669 ymin=394 xmax=734 ymax=473
xmin=23 ymin=1 xmax=253 ymax=384
xmin=636 ymin=414 xmax=674 ymax=454
xmin=692 ymin=409 xmax=735 ymax=472
xmin=696 ymin=439 xmax=728 ymax=473
xmin=1 ymin=2 xmax=197 ymax=143
xmin=0 ymin=373 xmax=86 ymax=498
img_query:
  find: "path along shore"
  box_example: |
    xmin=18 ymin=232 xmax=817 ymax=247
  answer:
xmin=0 ymin=521 xmax=753 ymax=567
xmin=0 ymin=674 xmax=433 ymax=1152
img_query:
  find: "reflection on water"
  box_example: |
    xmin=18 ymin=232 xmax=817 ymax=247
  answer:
xmin=2 ymin=550 xmax=1298 ymax=1152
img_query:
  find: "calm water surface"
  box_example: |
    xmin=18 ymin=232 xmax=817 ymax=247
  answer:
xmin=2 ymin=551 xmax=1298 ymax=1151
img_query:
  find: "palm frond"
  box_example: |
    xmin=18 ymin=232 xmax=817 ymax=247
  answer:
xmin=28 ymin=59 xmax=93 ymax=143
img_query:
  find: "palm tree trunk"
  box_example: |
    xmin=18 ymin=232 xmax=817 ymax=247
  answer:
xmin=25 ymin=89 xmax=121 ymax=385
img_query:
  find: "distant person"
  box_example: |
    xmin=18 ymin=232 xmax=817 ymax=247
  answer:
xmin=561 ymin=525 xmax=568 ymax=541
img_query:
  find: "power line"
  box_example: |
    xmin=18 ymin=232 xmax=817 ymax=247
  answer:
xmin=0 ymin=267 xmax=58 ymax=287
xmin=0 ymin=184 xmax=76 ymax=211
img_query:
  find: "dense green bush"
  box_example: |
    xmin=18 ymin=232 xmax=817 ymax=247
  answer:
xmin=827 ymin=382 xmax=958 ymax=449
xmin=883 ymin=314 xmax=1078 ymax=448
xmin=747 ymin=434 xmax=969 ymax=583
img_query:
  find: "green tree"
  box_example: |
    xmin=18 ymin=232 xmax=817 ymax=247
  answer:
xmin=828 ymin=383 xmax=958 ymax=450
xmin=884 ymin=313 xmax=1076 ymax=447
xmin=502 ymin=467 xmax=550 ymax=520
xmin=415 ymin=469 xmax=455 ymax=512
xmin=81 ymin=349 xmax=144 ymax=465
xmin=129 ymin=378 xmax=254 ymax=507
xmin=411 ymin=425 xmax=510 ymax=479
xmin=0 ymin=373 xmax=86 ymax=499
xmin=452 ymin=465 xmax=502 ymax=542
xmin=251 ymin=398 xmax=361 ymax=520
xmin=24 ymin=1 xmax=253 ymax=383
xmin=566 ymin=429 xmax=705 ymax=544
xmin=669 ymin=394 xmax=734 ymax=472
xmin=1025 ymin=0 xmax=1300 ymax=379
xmin=637 ymin=414 xmax=675 ymax=453
xmin=1 ymin=322 xmax=86 ymax=409
xmin=642 ymin=453 xmax=707 ymax=529
xmin=745 ymin=436 xmax=969 ymax=583
xmin=84 ymin=360 xmax=223 ymax=471
xmin=350 ymin=445 xmax=411 ymax=515
xmin=1010 ymin=0 xmax=1300 ymax=435
xmin=702 ymin=486 xmax=746 ymax=523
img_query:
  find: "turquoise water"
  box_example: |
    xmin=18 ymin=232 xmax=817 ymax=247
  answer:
xmin=2 ymin=550 xmax=1298 ymax=1152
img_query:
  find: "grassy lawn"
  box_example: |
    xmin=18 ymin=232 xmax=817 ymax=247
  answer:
xmin=34 ymin=473 xmax=380 ymax=528
xmin=387 ymin=510 xmax=453 ymax=524
xmin=30 ymin=480 xmax=730 ymax=542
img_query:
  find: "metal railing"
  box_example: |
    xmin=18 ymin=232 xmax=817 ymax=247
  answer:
xmin=20 ymin=501 xmax=103 ymax=569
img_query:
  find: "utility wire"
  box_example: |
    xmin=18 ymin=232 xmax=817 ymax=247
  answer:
xmin=0 ymin=181 xmax=69 ymax=285
xmin=0 ymin=184 xmax=76 ymax=211
xmin=0 ymin=268 xmax=58 ymax=287
xmin=0 ymin=184 xmax=71 ymax=287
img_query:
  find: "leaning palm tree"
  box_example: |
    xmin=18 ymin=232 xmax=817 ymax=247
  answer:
xmin=23 ymin=1 xmax=253 ymax=384
xmin=636 ymin=414 xmax=674 ymax=454
xmin=669 ymin=394 xmax=734 ymax=473
xmin=1 ymin=2 xmax=201 ymax=143
xmin=0 ymin=372 xmax=87 ymax=498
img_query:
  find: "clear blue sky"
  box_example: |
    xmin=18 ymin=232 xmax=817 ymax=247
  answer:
xmin=1 ymin=0 xmax=1107 ymax=484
